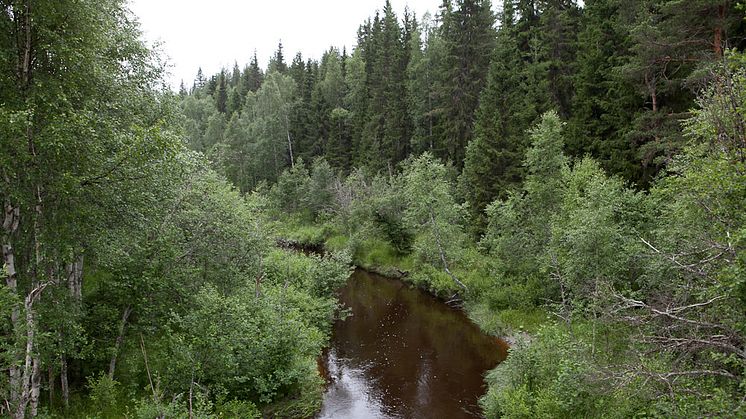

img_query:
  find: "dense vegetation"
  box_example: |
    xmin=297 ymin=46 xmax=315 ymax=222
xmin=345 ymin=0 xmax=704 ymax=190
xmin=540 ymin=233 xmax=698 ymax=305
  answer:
xmin=1 ymin=1 xmax=350 ymax=417
xmin=2 ymin=0 xmax=745 ymax=418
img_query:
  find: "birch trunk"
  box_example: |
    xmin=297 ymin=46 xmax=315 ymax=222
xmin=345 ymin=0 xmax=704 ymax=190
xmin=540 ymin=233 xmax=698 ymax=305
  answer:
xmin=60 ymin=356 xmax=68 ymax=408
xmin=66 ymin=255 xmax=83 ymax=301
xmin=3 ymin=202 xmax=21 ymax=407
xmin=29 ymin=357 xmax=41 ymax=417
xmin=1 ymin=198 xmax=22 ymax=417
xmin=428 ymin=210 xmax=467 ymax=291
xmin=14 ymin=285 xmax=45 ymax=419
xmin=47 ymin=366 xmax=54 ymax=408
xmin=108 ymin=305 xmax=132 ymax=379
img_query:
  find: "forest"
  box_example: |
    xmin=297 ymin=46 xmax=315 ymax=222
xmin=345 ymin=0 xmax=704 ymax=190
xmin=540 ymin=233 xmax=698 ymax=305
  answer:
xmin=1 ymin=0 xmax=745 ymax=418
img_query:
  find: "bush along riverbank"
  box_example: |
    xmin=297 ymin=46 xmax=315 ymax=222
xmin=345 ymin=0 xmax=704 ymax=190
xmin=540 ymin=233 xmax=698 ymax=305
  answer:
xmin=264 ymin=94 xmax=746 ymax=416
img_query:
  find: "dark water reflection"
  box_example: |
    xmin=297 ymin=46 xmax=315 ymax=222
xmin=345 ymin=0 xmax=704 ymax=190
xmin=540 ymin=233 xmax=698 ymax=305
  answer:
xmin=318 ymin=269 xmax=509 ymax=419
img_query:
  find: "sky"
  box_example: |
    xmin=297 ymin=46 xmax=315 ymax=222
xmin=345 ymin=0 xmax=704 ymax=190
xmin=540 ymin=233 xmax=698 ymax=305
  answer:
xmin=128 ymin=0 xmax=445 ymax=90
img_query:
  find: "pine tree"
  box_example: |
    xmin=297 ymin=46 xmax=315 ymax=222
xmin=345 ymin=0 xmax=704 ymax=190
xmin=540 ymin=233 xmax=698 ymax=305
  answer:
xmin=620 ymin=0 xmax=744 ymax=184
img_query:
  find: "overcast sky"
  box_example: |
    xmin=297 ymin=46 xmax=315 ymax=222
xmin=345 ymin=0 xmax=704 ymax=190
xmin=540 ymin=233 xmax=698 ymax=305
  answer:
xmin=128 ymin=0 xmax=447 ymax=90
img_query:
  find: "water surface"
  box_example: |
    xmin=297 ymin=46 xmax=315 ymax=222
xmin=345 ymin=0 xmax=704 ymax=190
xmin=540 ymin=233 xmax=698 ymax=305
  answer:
xmin=318 ymin=269 xmax=508 ymax=419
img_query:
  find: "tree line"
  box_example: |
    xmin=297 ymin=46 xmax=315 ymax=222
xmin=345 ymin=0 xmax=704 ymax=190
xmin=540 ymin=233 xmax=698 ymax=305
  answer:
xmin=182 ymin=0 xmax=745 ymax=231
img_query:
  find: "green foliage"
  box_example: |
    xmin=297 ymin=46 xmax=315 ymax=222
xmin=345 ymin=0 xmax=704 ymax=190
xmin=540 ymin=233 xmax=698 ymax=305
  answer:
xmin=259 ymin=370 xmax=324 ymax=419
xmin=264 ymin=249 xmax=352 ymax=299
xmin=374 ymin=211 xmax=413 ymax=255
xmin=467 ymin=298 xmax=548 ymax=337
xmin=409 ymin=265 xmax=461 ymax=298
xmin=402 ymin=153 xmax=468 ymax=272
xmin=306 ymin=157 xmax=337 ymax=218
xmin=85 ymin=374 xmax=121 ymax=415
xmin=480 ymin=324 xmax=638 ymax=419
xmin=549 ymin=157 xmax=647 ymax=302
xmin=7 ymin=1 xmax=746 ymax=417
xmin=478 ymin=59 xmax=746 ymax=418
xmin=481 ymin=112 xmax=569 ymax=307
xmin=215 ymin=399 xmax=261 ymax=419
xmin=566 ymin=0 xmax=639 ymax=181
xmin=275 ymin=221 xmax=330 ymax=248
xmin=168 ymin=284 xmax=325 ymax=404
xmin=432 ymin=0 xmax=496 ymax=165
xmin=270 ymin=158 xmax=311 ymax=215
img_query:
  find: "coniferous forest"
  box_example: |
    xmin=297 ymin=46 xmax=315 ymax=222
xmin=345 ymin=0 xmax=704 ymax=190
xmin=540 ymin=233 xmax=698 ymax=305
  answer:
xmin=2 ymin=0 xmax=746 ymax=418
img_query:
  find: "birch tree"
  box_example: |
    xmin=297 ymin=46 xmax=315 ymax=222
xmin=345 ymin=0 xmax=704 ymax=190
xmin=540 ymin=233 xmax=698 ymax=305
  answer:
xmin=0 ymin=1 xmax=181 ymax=416
xmin=402 ymin=153 xmax=468 ymax=291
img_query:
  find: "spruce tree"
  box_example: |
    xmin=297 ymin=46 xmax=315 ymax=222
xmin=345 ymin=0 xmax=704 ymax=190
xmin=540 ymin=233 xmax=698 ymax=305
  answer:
xmin=378 ymin=0 xmax=411 ymax=166
xmin=460 ymin=0 xmax=530 ymax=231
xmin=230 ymin=61 xmax=241 ymax=87
xmin=355 ymin=2 xmax=410 ymax=171
xmin=433 ymin=0 xmax=496 ymax=166
xmin=537 ymin=0 xmax=581 ymax=119
xmin=269 ymin=41 xmax=288 ymax=73
xmin=243 ymin=51 xmax=264 ymax=93
xmin=345 ymin=48 xmax=369 ymax=167
xmin=216 ymin=70 xmax=228 ymax=113
xmin=316 ymin=48 xmax=351 ymax=170
xmin=566 ymin=0 xmax=639 ymax=182
xmin=407 ymin=12 xmax=429 ymax=153
xmin=193 ymin=67 xmax=207 ymax=93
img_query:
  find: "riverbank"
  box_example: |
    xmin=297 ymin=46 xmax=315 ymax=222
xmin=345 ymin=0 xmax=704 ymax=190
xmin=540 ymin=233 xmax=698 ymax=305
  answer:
xmin=272 ymin=217 xmax=547 ymax=344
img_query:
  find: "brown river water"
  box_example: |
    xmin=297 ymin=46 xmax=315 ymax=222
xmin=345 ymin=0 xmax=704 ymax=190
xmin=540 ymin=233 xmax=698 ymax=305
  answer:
xmin=318 ymin=269 xmax=509 ymax=419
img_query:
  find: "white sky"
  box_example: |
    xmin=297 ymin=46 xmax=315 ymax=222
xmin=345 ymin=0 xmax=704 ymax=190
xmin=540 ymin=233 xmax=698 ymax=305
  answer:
xmin=128 ymin=0 xmax=446 ymax=90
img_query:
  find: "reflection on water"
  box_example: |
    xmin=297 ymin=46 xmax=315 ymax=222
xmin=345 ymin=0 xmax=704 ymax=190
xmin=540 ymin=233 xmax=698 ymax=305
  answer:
xmin=318 ymin=269 xmax=509 ymax=419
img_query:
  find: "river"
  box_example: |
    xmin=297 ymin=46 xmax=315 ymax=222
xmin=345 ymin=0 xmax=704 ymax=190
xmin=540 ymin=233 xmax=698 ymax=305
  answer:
xmin=318 ymin=269 xmax=509 ymax=419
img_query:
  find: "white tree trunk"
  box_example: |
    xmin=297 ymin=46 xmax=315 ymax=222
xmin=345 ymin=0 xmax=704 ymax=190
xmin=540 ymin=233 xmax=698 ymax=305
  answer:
xmin=66 ymin=255 xmax=83 ymax=301
xmin=109 ymin=305 xmax=132 ymax=379
xmin=29 ymin=357 xmax=41 ymax=417
xmin=60 ymin=356 xmax=69 ymax=408
xmin=428 ymin=210 xmax=467 ymax=291
xmin=4 ymin=201 xmax=21 ymax=411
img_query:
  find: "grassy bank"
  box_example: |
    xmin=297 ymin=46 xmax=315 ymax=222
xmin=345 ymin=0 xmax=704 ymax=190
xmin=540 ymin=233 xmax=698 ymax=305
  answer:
xmin=274 ymin=218 xmax=549 ymax=340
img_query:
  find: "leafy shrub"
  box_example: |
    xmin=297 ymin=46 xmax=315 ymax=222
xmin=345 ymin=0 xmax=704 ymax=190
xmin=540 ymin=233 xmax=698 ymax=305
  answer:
xmin=215 ymin=399 xmax=261 ymax=418
xmin=86 ymin=373 xmax=121 ymax=414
